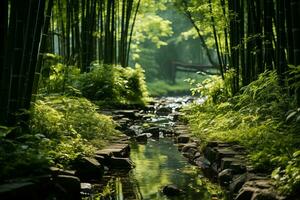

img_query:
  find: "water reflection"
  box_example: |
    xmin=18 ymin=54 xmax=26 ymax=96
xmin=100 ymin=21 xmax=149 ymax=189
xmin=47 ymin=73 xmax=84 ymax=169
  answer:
xmin=99 ymin=138 xmax=224 ymax=200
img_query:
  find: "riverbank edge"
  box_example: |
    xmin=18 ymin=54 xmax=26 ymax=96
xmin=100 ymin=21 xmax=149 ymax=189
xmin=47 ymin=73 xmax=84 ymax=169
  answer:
xmin=172 ymin=122 xmax=292 ymax=200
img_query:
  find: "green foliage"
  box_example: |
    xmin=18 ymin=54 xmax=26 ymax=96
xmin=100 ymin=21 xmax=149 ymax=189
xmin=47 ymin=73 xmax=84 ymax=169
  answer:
xmin=39 ymin=62 xmax=81 ymax=95
xmin=288 ymin=65 xmax=300 ymax=89
xmin=40 ymin=62 xmax=149 ymax=107
xmin=31 ymin=95 xmax=120 ymax=165
xmin=75 ymin=63 xmax=149 ymax=106
xmin=175 ymin=0 xmax=229 ymax=51
xmin=236 ymin=71 xmax=284 ymax=108
xmin=286 ymin=108 xmax=300 ymax=123
xmin=183 ymin=70 xmax=300 ymax=195
xmin=272 ymin=150 xmax=300 ymax=195
xmin=0 ymin=95 xmax=120 ymax=179
xmin=189 ymin=70 xmax=234 ymax=103
xmin=147 ymin=80 xmax=191 ymax=96
xmin=0 ymin=127 xmax=50 ymax=180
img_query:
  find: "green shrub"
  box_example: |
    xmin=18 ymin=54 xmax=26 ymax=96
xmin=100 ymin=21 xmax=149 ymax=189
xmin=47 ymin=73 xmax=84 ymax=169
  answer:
xmin=1 ymin=93 xmax=121 ymax=179
xmin=39 ymin=62 xmax=81 ymax=95
xmin=31 ymin=95 xmax=120 ymax=157
xmin=74 ymin=63 xmax=148 ymax=106
xmin=272 ymin=150 xmax=300 ymax=196
xmin=0 ymin=126 xmax=50 ymax=180
xmin=39 ymin=62 xmax=149 ymax=107
xmin=189 ymin=70 xmax=234 ymax=104
xmin=183 ymin=70 xmax=300 ymax=195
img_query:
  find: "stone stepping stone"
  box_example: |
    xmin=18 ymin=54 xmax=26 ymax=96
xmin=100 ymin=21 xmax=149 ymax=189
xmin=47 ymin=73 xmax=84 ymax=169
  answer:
xmin=96 ymin=143 xmax=130 ymax=158
xmin=107 ymin=157 xmax=135 ymax=169
xmin=176 ymin=134 xmax=191 ymax=144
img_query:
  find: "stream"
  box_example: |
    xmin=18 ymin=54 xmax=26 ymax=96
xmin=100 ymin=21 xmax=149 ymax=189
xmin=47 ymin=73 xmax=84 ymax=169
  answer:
xmin=90 ymin=97 xmax=224 ymax=200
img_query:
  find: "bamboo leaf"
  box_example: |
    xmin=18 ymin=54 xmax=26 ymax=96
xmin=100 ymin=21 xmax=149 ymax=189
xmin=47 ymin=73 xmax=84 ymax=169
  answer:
xmin=286 ymin=111 xmax=297 ymax=122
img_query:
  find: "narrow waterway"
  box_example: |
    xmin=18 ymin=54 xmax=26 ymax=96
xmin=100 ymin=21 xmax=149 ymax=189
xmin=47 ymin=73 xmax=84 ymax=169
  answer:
xmin=131 ymin=138 xmax=223 ymax=200
xmin=90 ymin=97 xmax=225 ymax=200
xmin=93 ymin=138 xmax=224 ymax=200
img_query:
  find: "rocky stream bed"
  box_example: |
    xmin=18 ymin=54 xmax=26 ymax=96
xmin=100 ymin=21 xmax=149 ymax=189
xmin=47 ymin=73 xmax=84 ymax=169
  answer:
xmin=0 ymin=97 xmax=287 ymax=200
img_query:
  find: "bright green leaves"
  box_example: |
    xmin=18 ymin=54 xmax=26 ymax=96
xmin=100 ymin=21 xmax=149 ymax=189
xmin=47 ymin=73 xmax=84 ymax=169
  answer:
xmin=130 ymin=0 xmax=174 ymax=64
xmin=272 ymin=150 xmax=300 ymax=195
xmin=31 ymin=95 xmax=120 ymax=166
xmin=77 ymin=63 xmax=149 ymax=106
xmin=39 ymin=62 xmax=148 ymax=107
xmin=175 ymin=0 xmax=229 ymax=49
xmin=183 ymin=70 xmax=300 ymax=195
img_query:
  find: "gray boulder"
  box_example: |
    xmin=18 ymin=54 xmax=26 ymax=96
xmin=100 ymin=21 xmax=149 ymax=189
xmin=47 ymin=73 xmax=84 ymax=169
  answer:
xmin=73 ymin=157 xmax=104 ymax=181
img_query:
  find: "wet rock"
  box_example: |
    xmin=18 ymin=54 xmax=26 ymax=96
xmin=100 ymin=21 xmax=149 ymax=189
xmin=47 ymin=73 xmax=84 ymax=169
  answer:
xmin=142 ymin=114 xmax=152 ymax=120
xmin=162 ymin=185 xmax=183 ymax=196
xmin=218 ymin=169 xmax=233 ymax=186
xmin=193 ymin=151 xmax=201 ymax=159
xmin=144 ymin=105 xmax=155 ymax=112
xmin=160 ymin=128 xmax=174 ymax=136
xmin=143 ymin=127 xmax=160 ymax=138
xmin=182 ymin=147 xmax=198 ymax=160
xmin=194 ymin=156 xmax=211 ymax=169
xmin=135 ymin=133 xmax=148 ymax=142
xmin=235 ymin=188 xmax=254 ymax=200
xmin=204 ymin=146 xmax=218 ymax=163
xmin=206 ymin=141 xmax=220 ymax=147
xmin=251 ymin=191 xmax=278 ymax=200
xmin=230 ymin=161 xmax=247 ymax=174
xmin=124 ymin=128 xmax=137 ymax=137
xmin=148 ymin=99 xmax=159 ymax=106
xmin=229 ymin=173 xmax=247 ymax=194
xmin=100 ymin=143 xmax=130 ymax=157
xmin=49 ymin=166 xmax=76 ymax=177
xmin=0 ymin=181 xmax=38 ymax=200
xmin=176 ymin=143 xmax=186 ymax=151
xmin=156 ymin=107 xmax=172 ymax=116
xmin=220 ymin=157 xmax=246 ymax=174
xmin=94 ymin=155 xmax=106 ymax=165
xmin=181 ymin=143 xmax=198 ymax=152
xmin=51 ymin=175 xmax=81 ymax=200
xmin=113 ymin=110 xmax=139 ymax=120
xmin=73 ymin=157 xmax=104 ymax=180
xmin=95 ymin=149 xmax=113 ymax=160
xmin=176 ymin=135 xmax=190 ymax=144
xmin=116 ymin=118 xmax=130 ymax=131
xmin=108 ymin=157 xmax=135 ymax=169
xmin=235 ymin=179 xmax=279 ymax=200
xmin=216 ymin=148 xmax=237 ymax=160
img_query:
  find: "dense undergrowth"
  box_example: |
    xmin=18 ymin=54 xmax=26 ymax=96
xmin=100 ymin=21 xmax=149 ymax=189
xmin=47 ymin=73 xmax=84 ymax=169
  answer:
xmin=0 ymin=95 xmax=120 ymax=180
xmin=0 ymin=61 xmax=148 ymax=180
xmin=41 ymin=61 xmax=149 ymax=107
xmin=183 ymin=70 xmax=300 ymax=196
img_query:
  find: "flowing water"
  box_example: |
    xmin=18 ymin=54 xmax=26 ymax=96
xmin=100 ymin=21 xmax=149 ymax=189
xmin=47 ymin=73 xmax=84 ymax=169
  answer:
xmin=93 ymin=138 xmax=224 ymax=200
xmin=90 ymin=97 xmax=224 ymax=200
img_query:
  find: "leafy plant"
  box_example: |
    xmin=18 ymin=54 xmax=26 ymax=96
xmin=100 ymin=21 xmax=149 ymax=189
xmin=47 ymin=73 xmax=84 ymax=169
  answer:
xmin=75 ymin=63 xmax=149 ymax=106
xmin=272 ymin=150 xmax=300 ymax=196
xmin=183 ymin=70 xmax=300 ymax=195
xmin=1 ymin=94 xmax=122 ymax=179
xmin=189 ymin=70 xmax=234 ymax=104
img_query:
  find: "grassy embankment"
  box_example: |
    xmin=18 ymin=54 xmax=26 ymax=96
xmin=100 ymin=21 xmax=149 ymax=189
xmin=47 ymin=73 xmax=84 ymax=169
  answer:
xmin=183 ymin=71 xmax=300 ymax=196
